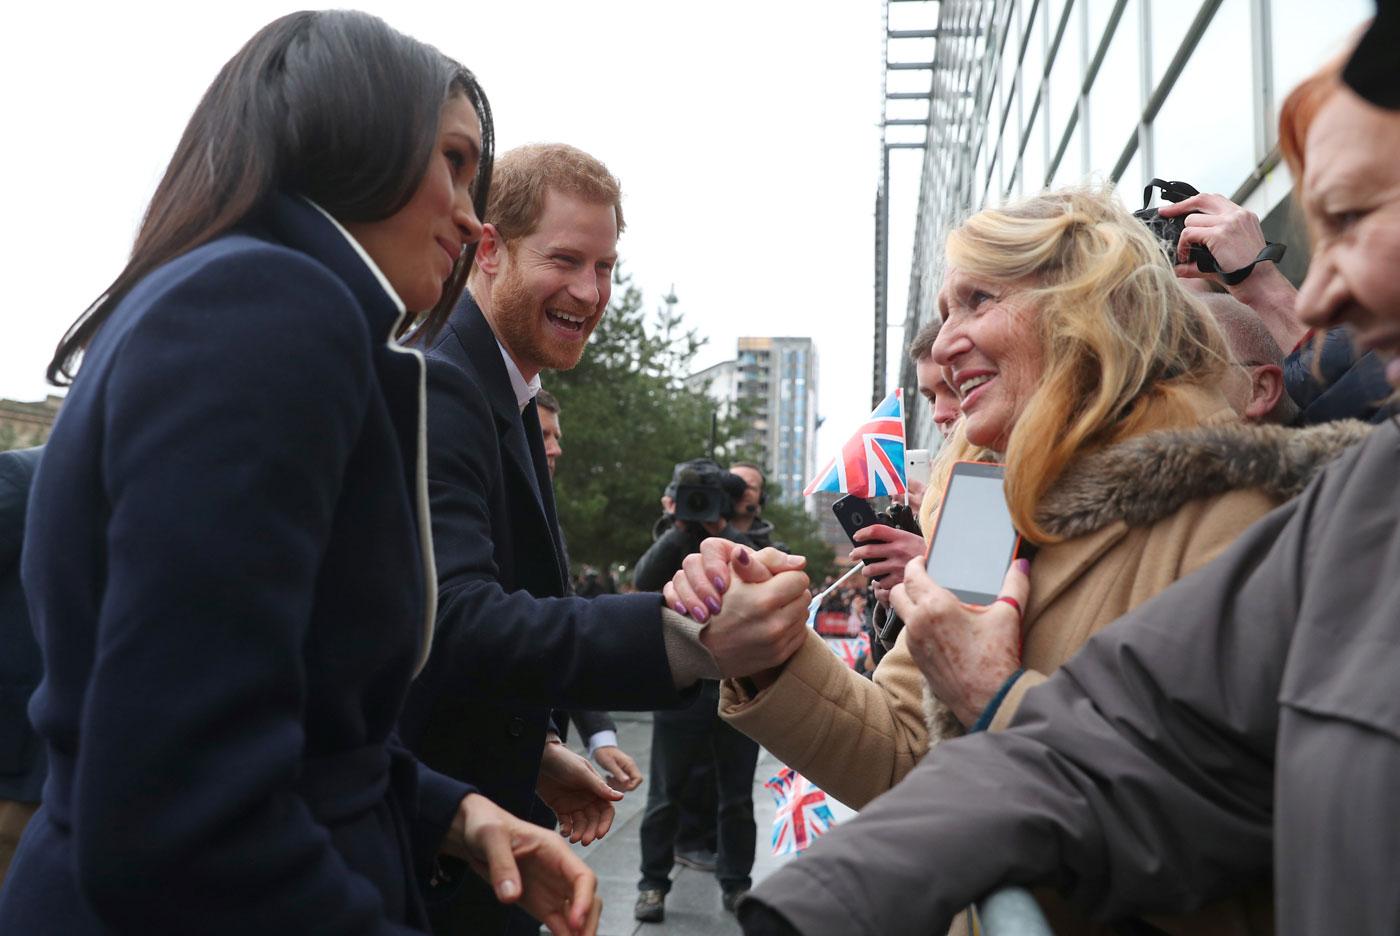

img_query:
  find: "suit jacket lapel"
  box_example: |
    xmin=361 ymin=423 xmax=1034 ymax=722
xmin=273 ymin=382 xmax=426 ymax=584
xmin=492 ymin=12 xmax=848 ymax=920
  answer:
xmin=448 ymin=295 xmax=567 ymax=589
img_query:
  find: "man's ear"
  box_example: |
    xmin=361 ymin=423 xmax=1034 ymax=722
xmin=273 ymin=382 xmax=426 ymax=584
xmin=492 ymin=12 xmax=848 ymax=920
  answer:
xmin=475 ymin=223 xmax=506 ymax=275
xmin=1246 ymin=364 xmax=1286 ymax=422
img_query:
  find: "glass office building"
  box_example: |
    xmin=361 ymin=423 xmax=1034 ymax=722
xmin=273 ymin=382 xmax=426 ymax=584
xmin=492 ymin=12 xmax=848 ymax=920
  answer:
xmin=893 ymin=0 xmax=1372 ymax=447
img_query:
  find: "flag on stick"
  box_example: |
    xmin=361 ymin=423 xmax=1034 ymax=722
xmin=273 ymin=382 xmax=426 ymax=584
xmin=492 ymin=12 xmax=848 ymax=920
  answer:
xmin=803 ymin=389 xmax=907 ymax=497
xmin=765 ymin=768 xmax=836 ymax=855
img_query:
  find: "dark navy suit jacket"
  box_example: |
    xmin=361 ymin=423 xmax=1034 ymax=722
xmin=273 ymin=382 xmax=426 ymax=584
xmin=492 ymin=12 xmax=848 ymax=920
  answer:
xmin=0 ymin=445 xmax=44 ymax=803
xmin=401 ymin=296 xmax=687 ymax=932
xmin=0 ymin=196 xmax=471 ymax=935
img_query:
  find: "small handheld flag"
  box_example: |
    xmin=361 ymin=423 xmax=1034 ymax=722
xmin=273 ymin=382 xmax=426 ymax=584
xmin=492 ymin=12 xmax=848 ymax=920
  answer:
xmin=765 ymin=768 xmax=836 ymax=855
xmin=803 ymin=389 xmax=907 ymax=498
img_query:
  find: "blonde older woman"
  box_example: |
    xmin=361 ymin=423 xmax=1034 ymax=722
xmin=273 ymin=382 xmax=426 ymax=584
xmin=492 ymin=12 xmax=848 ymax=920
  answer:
xmin=665 ymin=186 xmax=1365 ymax=935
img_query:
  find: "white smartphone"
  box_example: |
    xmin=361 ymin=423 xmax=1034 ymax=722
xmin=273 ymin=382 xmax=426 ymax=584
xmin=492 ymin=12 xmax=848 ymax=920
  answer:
xmin=905 ymin=448 xmax=931 ymax=489
xmin=924 ymin=461 xmax=1023 ymax=605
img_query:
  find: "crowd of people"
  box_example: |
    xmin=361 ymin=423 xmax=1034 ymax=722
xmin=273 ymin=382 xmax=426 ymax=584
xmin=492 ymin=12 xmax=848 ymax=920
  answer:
xmin=0 ymin=4 xmax=1395 ymax=936
xmin=660 ymin=9 xmax=1400 ymax=936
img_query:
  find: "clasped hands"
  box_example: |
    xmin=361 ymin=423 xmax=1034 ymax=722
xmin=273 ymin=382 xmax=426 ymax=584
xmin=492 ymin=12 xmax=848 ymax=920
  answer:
xmin=667 ymin=537 xmax=1031 ymax=728
xmin=662 ymin=540 xmax=810 ymax=680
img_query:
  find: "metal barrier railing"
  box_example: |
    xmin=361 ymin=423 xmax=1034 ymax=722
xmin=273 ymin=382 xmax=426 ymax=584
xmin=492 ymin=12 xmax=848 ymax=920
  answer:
xmin=976 ymin=887 xmax=1053 ymax=936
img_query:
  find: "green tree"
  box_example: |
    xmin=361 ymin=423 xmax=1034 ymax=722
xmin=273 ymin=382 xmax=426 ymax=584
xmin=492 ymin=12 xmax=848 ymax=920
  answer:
xmin=759 ymin=486 xmax=836 ymax=582
xmin=546 ymin=269 xmax=748 ymax=572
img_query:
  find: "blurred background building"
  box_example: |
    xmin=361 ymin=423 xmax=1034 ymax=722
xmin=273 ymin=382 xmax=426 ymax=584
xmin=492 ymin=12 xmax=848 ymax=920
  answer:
xmin=880 ymin=0 xmax=1373 ymax=448
xmin=688 ymin=337 xmax=820 ymax=508
xmin=0 ymin=396 xmax=62 ymax=451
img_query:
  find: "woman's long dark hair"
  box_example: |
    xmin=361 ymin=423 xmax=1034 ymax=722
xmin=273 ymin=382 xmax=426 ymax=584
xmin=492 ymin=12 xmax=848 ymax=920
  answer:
xmin=48 ymin=10 xmax=493 ymax=383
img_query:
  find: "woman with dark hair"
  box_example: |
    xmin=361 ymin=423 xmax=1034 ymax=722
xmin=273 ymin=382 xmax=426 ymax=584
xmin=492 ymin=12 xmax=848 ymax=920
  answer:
xmin=0 ymin=11 xmax=597 ymax=935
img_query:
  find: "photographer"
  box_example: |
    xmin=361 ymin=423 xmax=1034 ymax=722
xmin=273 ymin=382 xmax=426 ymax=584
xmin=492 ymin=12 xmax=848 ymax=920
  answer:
xmin=1151 ymin=186 xmax=1394 ymax=425
xmin=634 ymin=460 xmax=765 ymax=923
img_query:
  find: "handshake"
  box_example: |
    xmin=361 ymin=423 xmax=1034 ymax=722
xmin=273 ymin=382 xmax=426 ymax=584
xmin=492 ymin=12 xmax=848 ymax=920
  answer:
xmin=663 ymin=541 xmax=813 ymax=680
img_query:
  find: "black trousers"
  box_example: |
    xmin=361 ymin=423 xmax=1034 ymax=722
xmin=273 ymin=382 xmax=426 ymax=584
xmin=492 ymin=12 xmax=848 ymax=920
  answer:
xmin=638 ymin=682 xmax=760 ymax=894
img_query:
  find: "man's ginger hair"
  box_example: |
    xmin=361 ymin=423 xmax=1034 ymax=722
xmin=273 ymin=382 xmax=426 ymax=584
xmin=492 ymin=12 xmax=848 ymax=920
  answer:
xmin=485 ymin=143 xmax=624 ymax=243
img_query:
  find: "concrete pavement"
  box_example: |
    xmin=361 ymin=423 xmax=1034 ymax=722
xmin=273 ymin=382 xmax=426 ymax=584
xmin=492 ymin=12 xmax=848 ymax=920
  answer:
xmin=564 ymin=711 xmax=794 ymax=936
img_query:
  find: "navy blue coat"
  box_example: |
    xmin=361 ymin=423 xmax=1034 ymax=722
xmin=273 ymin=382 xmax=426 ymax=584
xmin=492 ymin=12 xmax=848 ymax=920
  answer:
xmin=0 ymin=445 xmax=44 ymax=803
xmin=0 ymin=196 xmax=472 ymax=935
xmin=400 ymin=296 xmax=686 ymax=932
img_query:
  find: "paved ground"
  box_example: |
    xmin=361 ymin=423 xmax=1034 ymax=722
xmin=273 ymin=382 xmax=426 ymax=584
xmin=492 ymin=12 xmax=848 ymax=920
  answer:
xmin=563 ymin=711 xmax=794 ymax=936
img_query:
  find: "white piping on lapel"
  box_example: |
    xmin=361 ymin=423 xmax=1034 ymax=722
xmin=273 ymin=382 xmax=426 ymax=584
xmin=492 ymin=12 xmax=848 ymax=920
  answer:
xmin=388 ymin=328 xmax=438 ymax=678
xmin=306 ymin=200 xmax=438 ymax=676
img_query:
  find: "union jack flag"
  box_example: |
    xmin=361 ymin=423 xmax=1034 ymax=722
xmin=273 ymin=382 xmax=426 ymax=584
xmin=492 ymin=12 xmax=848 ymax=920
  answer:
xmin=803 ymin=390 xmax=907 ymax=498
xmin=765 ymin=768 xmax=836 ymax=855
xmin=824 ymin=633 xmax=871 ymax=670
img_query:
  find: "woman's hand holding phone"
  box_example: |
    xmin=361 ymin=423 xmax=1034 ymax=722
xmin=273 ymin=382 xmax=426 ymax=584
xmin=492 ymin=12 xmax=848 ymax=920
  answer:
xmin=891 ymin=557 xmax=1030 ymax=728
xmin=849 ymin=525 xmax=928 ymax=603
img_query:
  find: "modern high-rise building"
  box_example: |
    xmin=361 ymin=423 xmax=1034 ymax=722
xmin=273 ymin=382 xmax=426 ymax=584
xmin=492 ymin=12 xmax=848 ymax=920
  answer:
xmin=687 ymin=337 xmax=820 ymax=508
xmin=883 ymin=0 xmax=1372 ymax=447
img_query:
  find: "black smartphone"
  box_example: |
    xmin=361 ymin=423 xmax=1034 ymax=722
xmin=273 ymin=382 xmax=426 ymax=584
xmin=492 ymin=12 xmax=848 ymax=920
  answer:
xmin=831 ymin=493 xmax=891 ymax=545
xmin=924 ymin=462 xmax=1023 ymax=605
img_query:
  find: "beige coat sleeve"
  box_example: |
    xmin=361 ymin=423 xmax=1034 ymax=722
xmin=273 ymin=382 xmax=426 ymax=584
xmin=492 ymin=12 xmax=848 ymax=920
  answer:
xmin=719 ymin=627 xmax=929 ymax=809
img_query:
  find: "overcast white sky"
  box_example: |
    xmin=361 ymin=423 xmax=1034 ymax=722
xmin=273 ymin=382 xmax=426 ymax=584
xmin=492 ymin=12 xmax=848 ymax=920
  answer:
xmin=0 ymin=0 xmax=927 ymax=466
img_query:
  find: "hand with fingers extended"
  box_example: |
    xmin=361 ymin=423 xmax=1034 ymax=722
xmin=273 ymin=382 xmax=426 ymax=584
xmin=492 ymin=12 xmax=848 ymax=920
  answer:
xmin=537 ymin=740 xmax=623 ymax=846
xmin=849 ymin=524 xmax=927 ymax=604
xmin=450 ymin=792 xmax=603 ymax=936
xmin=891 ymin=557 xmax=1030 ymax=728
xmin=592 ymin=744 xmax=643 ymax=792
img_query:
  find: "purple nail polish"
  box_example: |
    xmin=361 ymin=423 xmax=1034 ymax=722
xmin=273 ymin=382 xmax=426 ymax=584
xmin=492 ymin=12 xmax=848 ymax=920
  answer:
xmin=713 ymin=576 xmax=728 ymax=593
xmin=1015 ymin=558 xmax=1031 ymax=573
xmin=706 ymin=596 xmax=723 ymax=615
xmin=691 ymin=605 xmax=709 ymax=623
xmin=737 ymin=550 xmax=751 ymax=566
xmin=674 ymin=602 xmax=688 ymax=616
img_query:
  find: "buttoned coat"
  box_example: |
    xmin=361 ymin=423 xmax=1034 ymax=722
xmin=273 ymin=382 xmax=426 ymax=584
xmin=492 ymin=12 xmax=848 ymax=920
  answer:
xmin=0 ymin=196 xmax=471 ymax=935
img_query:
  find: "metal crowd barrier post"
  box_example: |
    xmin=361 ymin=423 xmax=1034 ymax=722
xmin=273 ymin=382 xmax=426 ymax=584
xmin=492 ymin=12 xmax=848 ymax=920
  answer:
xmin=976 ymin=886 xmax=1052 ymax=936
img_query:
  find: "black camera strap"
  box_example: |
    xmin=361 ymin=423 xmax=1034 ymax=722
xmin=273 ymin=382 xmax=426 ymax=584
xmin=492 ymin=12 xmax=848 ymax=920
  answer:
xmin=1142 ymin=178 xmax=1286 ymax=285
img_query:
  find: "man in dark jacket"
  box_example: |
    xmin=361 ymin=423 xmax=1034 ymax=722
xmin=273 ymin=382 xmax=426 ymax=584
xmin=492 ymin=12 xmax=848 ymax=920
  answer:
xmin=0 ymin=446 xmax=42 ymax=887
xmin=400 ymin=144 xmax=812 ymax=935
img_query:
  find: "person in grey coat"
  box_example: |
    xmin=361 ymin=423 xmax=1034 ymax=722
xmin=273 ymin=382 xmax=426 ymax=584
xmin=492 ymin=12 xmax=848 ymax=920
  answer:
xmin=738 ymin=15 xmax=1400 ymax=936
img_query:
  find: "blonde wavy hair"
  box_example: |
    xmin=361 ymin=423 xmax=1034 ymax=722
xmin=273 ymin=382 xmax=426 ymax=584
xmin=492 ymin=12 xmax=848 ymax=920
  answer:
xmin=945 ymin=187 xmax=1231 ymax=543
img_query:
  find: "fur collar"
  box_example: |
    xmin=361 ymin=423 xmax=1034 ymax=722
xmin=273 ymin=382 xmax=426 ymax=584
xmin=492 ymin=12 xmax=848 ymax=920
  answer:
xmin=922 ymin=418 xmax=1373 ymax=747
xmin=1035 ymin=419 xmax=1373 ymax=540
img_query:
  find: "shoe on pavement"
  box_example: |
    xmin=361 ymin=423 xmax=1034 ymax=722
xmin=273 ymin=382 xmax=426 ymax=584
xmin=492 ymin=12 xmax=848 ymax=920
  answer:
xmin=722 ymin=888 xmax=749 ymax=914
xmin=634 ymin=888 xmax=666 ymax=923
xmin=674 ymin=847 xmax=718 ymax=872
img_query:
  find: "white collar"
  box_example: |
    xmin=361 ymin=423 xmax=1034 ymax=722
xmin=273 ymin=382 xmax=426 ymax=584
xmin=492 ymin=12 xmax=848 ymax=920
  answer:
xmin=304 ymin=198 xmax=406 ymax=316
xmin=497 ymin=341 xmax=542 ymax=413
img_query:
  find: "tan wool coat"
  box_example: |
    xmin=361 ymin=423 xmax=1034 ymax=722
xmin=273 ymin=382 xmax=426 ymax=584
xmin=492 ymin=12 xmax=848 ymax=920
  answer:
xmin=720 ymin=408 xmax=1369 ymax=933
